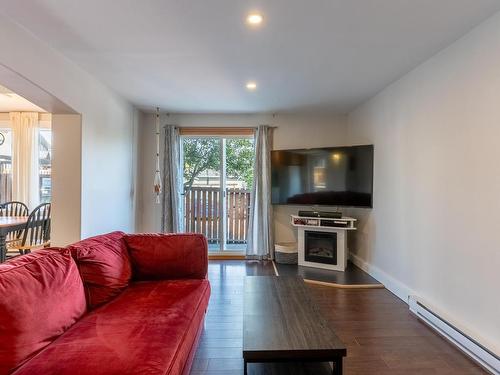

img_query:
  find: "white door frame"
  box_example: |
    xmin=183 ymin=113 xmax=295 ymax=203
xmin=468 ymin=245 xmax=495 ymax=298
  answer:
xmin=180 ymin=135 xmax=250 ymax=254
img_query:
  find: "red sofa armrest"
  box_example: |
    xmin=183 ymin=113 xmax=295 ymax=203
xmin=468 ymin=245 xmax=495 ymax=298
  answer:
xmin=124 ymin=233 xmax=208 ymax=280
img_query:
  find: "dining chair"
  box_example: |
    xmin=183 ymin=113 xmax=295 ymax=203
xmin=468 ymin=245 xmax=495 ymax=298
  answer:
xmin=0 ymin=201 xmax=29 ymax=217
xmin=0 ymin=201 xmax=30 ymax=247
xmin=7 ymin=203 xmax=51 ymax=255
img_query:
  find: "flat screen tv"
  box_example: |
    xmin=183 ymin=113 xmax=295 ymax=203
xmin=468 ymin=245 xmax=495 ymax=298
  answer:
xmin=271 ymin=145 xmax=373 ymax=207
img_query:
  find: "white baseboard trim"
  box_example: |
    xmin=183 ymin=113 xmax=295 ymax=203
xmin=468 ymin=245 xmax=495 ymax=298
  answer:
xmin=409 ymin=296 xmax=499 ymax=374
xmin=349 ymin=252 xmax=414 ymax=303
xmin=349 ymin=252 xmax=499 ymax=374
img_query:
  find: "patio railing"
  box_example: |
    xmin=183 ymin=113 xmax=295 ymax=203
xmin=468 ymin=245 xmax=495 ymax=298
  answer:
xmin=183 ymin=187 xmax=251 ymax=244
xmin=0 ymin=163 xmax=12 ymax=203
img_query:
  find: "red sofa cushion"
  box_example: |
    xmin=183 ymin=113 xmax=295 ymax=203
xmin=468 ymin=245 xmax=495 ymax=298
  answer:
xmin=68 ymin=231 xmax=132 ymax=309
xmin=125 ymin=233 xmax=208 ymax=280
xmin=13 ymin=279 xmax=211 ymax=375
xmin=0 ymin=250 xmax=86 ymax=374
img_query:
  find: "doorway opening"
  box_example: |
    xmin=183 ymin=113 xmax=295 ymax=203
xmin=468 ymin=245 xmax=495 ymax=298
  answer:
xmin=181 ymin=135 xmax=254 ymax=253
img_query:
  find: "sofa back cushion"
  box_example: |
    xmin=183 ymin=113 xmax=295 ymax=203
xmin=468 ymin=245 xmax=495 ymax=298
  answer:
xmin=0 ymin=249 xmax=86 ymax=374
xmin=68 ymin=231 xmax=132 ymax=309
xmin=125 ymin=233 xmax=208 ymax=280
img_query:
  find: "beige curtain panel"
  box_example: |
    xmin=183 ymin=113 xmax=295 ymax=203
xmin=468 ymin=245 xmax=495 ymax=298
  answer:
xmin=9 ymin=112 xmax=40 ymax=209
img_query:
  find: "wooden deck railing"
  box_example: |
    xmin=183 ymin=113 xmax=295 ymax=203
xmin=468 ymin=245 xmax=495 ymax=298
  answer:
xmin=183 ymin=187 xmax=251 ymax=244
xmin=0 ymin=164 xmax=12 ymax=203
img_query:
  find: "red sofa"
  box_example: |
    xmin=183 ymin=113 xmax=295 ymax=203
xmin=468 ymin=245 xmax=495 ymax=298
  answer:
xmin=0 ymin=232 xmax=210 ymax=375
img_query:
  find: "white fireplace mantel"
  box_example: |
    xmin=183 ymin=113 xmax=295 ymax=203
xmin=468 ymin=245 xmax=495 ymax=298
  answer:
xmin=291 ymin=215 xmax=357 ymax=272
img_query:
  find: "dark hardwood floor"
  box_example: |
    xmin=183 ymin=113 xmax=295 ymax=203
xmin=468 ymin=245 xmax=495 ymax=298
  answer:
xmin=190 ymin=260 xmax=486 ymax=375
xmin=275 ymin=261 xmax=382 ymax=286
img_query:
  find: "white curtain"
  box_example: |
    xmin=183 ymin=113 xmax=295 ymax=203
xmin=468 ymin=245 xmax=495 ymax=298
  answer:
xmin=161 ymin=124 xmax=182 ymax=233
xmin=246 ymin=125 xmax=274 ymax=259
xmin=9 ymin=112 xmax=40 ymax=209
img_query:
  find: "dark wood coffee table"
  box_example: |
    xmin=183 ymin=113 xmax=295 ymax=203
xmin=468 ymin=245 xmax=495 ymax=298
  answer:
xmin=243 ymin=276 xmax=346 ymax=375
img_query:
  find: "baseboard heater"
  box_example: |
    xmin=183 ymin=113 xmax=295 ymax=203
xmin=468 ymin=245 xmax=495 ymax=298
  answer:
xmin=408 ymin=296 xmax=499 ymax=374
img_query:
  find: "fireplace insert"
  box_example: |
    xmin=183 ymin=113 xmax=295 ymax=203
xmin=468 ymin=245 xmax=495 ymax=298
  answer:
xmin=304 ymin=231 xmax=337 ymax=265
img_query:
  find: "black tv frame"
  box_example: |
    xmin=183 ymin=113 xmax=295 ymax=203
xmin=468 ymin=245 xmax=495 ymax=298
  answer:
xmin=270 ymin=144 xmax=374 ymax=208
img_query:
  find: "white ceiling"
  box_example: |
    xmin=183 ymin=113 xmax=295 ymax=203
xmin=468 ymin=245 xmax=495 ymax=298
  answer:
xmin=0 ymin=84 xmax=46 ymax=112
xmin=1 ymin=0 xmax=499 ymax=113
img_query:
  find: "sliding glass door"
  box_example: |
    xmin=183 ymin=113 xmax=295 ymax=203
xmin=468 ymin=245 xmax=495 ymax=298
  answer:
xmin=181 ymin=135 xmax=254 ymax=253
xmin=182 ymin=137 xmax=222 ymax=251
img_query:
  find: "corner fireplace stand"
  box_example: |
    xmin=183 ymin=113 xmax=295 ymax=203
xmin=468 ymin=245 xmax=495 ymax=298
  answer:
xmin=290 ymin=215 xmax=357 ymax=272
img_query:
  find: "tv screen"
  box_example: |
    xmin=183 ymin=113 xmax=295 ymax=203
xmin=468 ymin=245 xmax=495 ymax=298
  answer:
xmin=271 ymin=145 xmax=373 ymax=207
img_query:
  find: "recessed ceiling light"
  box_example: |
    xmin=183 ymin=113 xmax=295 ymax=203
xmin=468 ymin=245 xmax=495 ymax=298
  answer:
xmin=246 ymin=81 xmax=257 ymax=91
xmin=246 ymin=13 xmax=263 ymax=26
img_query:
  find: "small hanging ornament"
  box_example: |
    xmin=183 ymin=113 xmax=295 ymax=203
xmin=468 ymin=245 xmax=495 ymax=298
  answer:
xmin=154 ymin=107 xmax=162 ymax=204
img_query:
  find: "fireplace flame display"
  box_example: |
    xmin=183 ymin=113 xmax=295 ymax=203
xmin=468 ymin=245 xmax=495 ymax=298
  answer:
xmin=308 ymin=247 xmax=334 ymax=258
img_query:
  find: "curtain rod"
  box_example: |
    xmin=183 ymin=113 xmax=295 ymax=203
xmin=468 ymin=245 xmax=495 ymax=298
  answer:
xmin=171 ymin=125 xmax=278 ymax=129
xmin=176 ymin=126 xmax=270 ymax=136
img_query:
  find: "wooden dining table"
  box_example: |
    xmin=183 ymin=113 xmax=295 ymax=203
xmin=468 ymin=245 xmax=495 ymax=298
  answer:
xmin=0 ymin=216 xmax=29 ymax=263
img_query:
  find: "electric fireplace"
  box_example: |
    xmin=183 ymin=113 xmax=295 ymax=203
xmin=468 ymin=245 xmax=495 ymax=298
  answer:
xmin=304 ymin=231 xmax=337 ymax=265
xmin=293 ymin=214 xmax=354 ymax=272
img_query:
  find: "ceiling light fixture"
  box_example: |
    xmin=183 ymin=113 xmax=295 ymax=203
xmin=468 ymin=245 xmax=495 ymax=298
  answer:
xmin=246 ymin=81 xmax=257 ymax=91
xmin=246 ymin=13 xmax=263 ymax=26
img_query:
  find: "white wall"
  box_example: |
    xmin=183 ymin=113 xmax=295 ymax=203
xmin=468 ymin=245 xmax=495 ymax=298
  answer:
xmin=136 ymin=113 xmax=348 ymax=242
xmin=0 ymin=14 xmax=136 ymax=241
xmin=51 ymin=114 xmax=81 ymax=245
xmin=348 ymin=12 xmax=500 ymax=353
